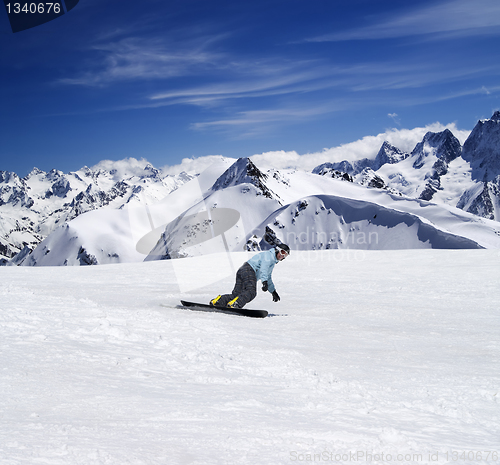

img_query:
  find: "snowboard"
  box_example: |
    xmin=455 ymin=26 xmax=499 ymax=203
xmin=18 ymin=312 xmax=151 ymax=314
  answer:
xmin=180 ymin=300 xmax=268 ymax=318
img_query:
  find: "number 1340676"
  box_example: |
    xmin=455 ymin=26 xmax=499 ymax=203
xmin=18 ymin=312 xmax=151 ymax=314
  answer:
xmin=6 ymin=3 xmax=62 ymax=14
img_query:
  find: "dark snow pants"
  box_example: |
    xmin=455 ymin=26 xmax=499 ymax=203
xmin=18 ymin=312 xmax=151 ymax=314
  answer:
xmin=218 ymin=262 xmax=257 ymax=308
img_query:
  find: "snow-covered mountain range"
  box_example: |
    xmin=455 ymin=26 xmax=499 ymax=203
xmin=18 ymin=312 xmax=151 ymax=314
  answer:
xmin=315 ymin=111 xmax=500 ymax=219
xmin=2 ymin=111 xmax=500 ymax=266
xmin=0 ymin=161 xmax=192 ymax=264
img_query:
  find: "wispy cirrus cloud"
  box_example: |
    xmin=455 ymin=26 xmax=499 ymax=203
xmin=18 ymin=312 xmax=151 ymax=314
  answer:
xmin=307 ymin=0 xmax=500 ymax=42
xmin=54 ymin=11 xmax=500 ymax=140
xmin=58 ymin=34 xmax=228 ymax=86
xmin=147 ymin=59 xmax=497 ymax=111
xmin=347 ymin=62 xmax=500 ymax=92
xmin=191 ymin=105 xmax=336 ymax=131
xmin=57 ymin=30 xmax=332 ymax=97
xmin=147 ymin=64 xmax=338 ymax=107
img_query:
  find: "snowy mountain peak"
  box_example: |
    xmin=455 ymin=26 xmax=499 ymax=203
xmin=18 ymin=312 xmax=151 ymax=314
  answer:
xmin=462 ymin=111 xmax=500 ymax=182
xmin=24 ymin=167 xmax=45 ymax=180
xmin=0 ymin=170 xmax=21 ymax=184
xmin=313 ymin=161 xmax=354 ymax=176
xmin=411 ymin=129 xmax=461 ymax=170
xmin=373 ymin=141 xmax=410 ymax=170
xmin=313 ymin=165 xmax=354 ymax=182
xmin=488 ymin=110 xmax=500 ymax=122
xmin=211 ymin=157 xmax=277 ymax=200
xmin=49 ymin=177 xmax=72 ymax=198
xmin=314 ymin=140 xmax=410 ymax=178
xmin=313 ymin=159 xmax=372 ymax=177
xmin=0 ymin=170 xmax=32 ymax=208
xmin=455 ymin=111 xmax=500 ymax=220
xmin=46 ymin=168 xmax=64 ymax=182
xmin=142 ymin=163 xmax=161 ymax=178
xmin=357 ymin=168 xmax=399 ymax=194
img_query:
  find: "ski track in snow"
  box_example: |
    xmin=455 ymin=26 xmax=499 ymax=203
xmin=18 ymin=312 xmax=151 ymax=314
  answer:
xmin=1 ymin=250 xmax=499 ymax=465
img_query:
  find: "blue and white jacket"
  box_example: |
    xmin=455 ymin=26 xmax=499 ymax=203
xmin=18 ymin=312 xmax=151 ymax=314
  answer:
xmin=247 ymin=249 xmax=279 ymax=293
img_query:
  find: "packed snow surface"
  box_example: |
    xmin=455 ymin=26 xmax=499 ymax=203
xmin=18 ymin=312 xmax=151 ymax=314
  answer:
xmin=1 ymin=249 xmax=499 ymax=464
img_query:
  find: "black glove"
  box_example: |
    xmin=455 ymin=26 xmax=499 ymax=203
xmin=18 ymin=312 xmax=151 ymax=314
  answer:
xmin=272 ymin=290 xmax=280 ymax=302
xmin=262 ymin=281 xmax=268 ymax=292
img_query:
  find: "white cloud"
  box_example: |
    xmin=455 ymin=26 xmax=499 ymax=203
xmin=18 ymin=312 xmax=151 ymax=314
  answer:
xmin=143 ymin=122 xmax=472 ymax=178
xmin=158 ymin=123 xmax=471 ymax=175
xmin=249 ymin=123 xmax=471 ymax=172
xmin=388 ymin=113 xmax=400 ymax=126
xmin=191 ymin=105 xmax=335 ymax=133
xmin=90 ymin=157 xmax=154 ymax=180
xmin=308 ymin=0 xmax=500 ymax=42
xmin=160 ymin=155 xmax=236 ymax=176
xmin=59 ymin=35 xmax=225 ymax=87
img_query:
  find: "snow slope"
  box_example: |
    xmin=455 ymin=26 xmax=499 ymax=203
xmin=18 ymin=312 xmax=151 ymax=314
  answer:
xmin=1 ymin=250 xmax=499 ymax=464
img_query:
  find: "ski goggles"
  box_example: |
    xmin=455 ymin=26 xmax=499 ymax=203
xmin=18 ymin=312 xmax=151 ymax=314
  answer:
xmin=277 ymin=247 xmax=289 ymax=259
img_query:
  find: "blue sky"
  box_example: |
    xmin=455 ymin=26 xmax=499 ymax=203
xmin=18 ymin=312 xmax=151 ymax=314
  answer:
xmin=1 ymin=0 xmax=500 ymax=177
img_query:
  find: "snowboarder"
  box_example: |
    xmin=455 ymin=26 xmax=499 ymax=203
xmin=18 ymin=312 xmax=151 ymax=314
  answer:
xmin=210 ymin=244 xmax=290 ymax=309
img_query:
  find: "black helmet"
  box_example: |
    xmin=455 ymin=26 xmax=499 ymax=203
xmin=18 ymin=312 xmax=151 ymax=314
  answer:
xmin=276 ymin=243 xmax=290 ymax=255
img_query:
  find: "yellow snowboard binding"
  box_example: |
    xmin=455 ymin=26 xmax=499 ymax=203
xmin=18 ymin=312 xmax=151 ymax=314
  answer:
xmin=227 ymin=296 xmax=240 ymax=308
xmin=210 ymin=295 xmax=222 ymax=307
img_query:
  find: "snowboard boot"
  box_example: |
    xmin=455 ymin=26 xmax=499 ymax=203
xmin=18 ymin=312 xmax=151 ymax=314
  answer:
xmin=210 ymin=295 xmax=222 ymax=307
